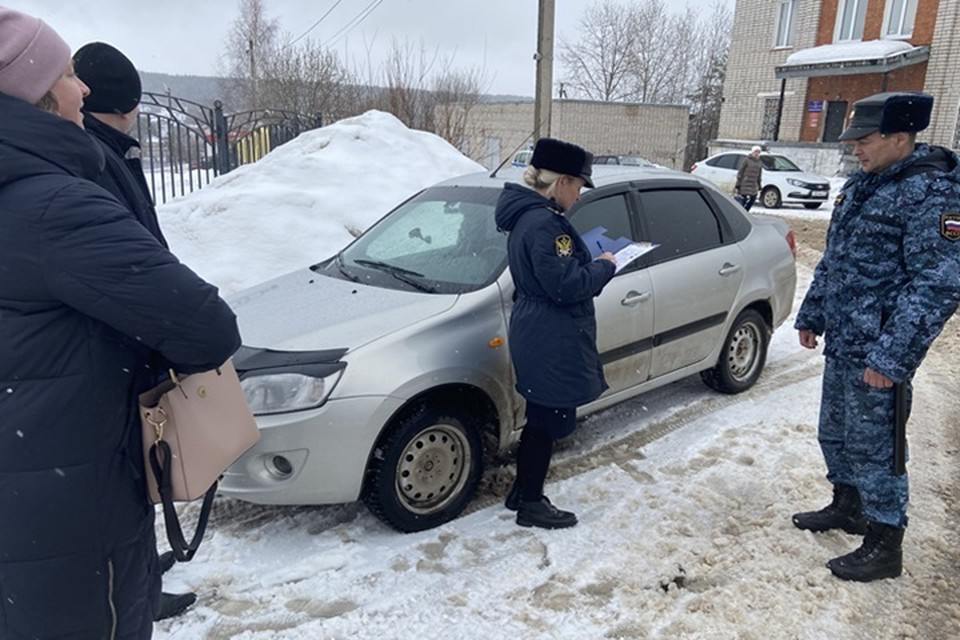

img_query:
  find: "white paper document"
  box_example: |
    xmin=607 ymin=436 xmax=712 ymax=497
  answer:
xmin=612 ymin=242 xmax=658 ymax=273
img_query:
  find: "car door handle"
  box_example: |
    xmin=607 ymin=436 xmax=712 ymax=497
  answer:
xmin=719 ymin=263 xmax=741 ymax=277
xmin=621 ymin=291 xmax=650 ymax=306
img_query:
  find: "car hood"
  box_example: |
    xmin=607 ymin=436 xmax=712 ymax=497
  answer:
xmin=228 ymin=269 xmax=458 ymax=352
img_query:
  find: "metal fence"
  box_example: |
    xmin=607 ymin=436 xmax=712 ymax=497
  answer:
xmin=135 ymin=92 xmax=322 ymax=205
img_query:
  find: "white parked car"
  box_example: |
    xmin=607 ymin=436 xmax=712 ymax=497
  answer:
xmin=691 ymin=151 xmax=831 ymax=209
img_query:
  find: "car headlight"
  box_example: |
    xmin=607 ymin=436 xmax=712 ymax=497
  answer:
xmin=787 ymin=178 xmax=809 ymax=188
xmin=241 ymin=370 xmax=343 ymax=416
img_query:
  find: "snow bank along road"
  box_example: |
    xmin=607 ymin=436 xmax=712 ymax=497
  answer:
xmin=155 ymin=217 xmax=959 ymax=640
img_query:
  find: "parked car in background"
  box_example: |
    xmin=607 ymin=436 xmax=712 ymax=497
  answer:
xmin=221 ymin=167 xmax=797 ymax=533
xmin=691 ymin=151 xmax=831 ymax=209
xmin=594 ymin=154 xmax=663 ymax=168
xmin=511 ymin=148 xmax=533 ymax=167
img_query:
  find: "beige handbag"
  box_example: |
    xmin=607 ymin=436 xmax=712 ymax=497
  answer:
xmin=140 ymin=359 xmax=259 ymax=560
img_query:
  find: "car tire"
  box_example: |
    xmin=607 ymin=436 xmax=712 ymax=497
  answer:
xmin=761 ymin=186 xmax=782 ymax=209
xmin=363 ymin=404 xmax=483 ymax=532
xmin=701 ymin=309 xmax=770 ymax=394
xmin=803 ymin=203 xmax=822 ymax=210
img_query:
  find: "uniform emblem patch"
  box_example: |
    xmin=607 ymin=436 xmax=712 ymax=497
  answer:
xmin=942 ymin=213 xmax=960 ymax=241
xmin=555 ymin=234 xmax=573 ymax=257
xmin=835 ymin=192 xmax=846 ymax=208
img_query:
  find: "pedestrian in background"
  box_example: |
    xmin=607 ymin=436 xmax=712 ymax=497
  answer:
xmin=735 ymin=145 xmax=763 ymax=210
xmin=0 ymin=8 xmax=240 ymax=637
xmin=494 ymin=137 xmax=617 ymax=529
xmin=73 ymin=40 xmax=198 ymax=622
xmin=793 ymin=92 xmax=960 ymax=582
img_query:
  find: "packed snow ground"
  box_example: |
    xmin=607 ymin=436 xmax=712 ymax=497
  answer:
xmin=153 ymin=262 xmax=959 ymax=639
xmin=152 ymin=120 xmax=957 ymax=638
xmin=157 ymin=111 xmax=483 ymax=295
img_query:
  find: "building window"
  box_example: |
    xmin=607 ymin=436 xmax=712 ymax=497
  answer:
xmin=775 ymin=0 xmax=797 ymax=47
xmin=835 ymin=0 xmax=868 ymax=41
xmin=761 ymin=97 xmax=780 ymax=140
xmin=884 ymin=0 xmax=919 ymax=38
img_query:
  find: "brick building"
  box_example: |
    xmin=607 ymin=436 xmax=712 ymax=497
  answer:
xmin=718 ymin=0 xmax=960 ymax=151
xmin=454 ymin=100 xmax=690 ymax=170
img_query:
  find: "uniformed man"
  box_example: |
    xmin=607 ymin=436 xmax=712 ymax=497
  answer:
xmin=793 ymin=92 xmax=960 ymax=581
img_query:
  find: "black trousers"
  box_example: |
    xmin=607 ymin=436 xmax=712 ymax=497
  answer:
xmin=515 ymin=402 xmax=576 ymax=502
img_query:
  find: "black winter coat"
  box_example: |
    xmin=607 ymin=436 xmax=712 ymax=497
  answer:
xmin=494 ymin=183 xmax=615 ymax=409
xmin=83 ymin=112 xmax=168 ymax=248
xmin=0 ymin=92 xmax=240 ymax=639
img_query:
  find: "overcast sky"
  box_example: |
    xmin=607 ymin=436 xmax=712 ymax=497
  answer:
xmin=16 ymin=0 xmax=734 ymax=96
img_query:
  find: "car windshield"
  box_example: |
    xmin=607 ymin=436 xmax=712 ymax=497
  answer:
xmin=331 ymin=186 xmax=506 ymax=294
xmin=760 ymin=155 xmax=801 ymax=172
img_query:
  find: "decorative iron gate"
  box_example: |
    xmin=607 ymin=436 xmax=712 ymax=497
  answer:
xmin=135 ymin=92 xmax=322 ymax=205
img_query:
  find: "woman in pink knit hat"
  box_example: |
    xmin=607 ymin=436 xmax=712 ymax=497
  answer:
xmin=0 ymin=8 xmax=241 ymax=639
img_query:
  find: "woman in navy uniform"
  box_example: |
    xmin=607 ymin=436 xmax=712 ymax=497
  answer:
xmin=495 ymin=138 xmax=617 ymax=529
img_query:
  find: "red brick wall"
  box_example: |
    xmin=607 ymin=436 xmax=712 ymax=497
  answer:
xmin=799 ymin=63 xmax=929 ymax=141
xmin=816 ymin=0 xmax=940 ymax=46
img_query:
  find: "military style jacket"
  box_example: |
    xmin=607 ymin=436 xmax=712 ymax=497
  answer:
xmin=796 ymin=144 xmax=960 ymax=383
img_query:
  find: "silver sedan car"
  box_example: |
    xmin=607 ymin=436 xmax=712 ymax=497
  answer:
xmin=221 ymin=167 xmax=797 ymax=532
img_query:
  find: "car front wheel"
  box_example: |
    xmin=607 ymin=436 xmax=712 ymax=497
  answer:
xmin=363 ymin=404 xmax=483 ymax=532
xmin=701 ymin=308 xmax=770 ymax=394
xmin=761 ymin=186 xmax=782 ymax=209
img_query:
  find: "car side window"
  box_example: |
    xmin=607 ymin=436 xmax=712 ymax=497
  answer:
xmin=568 ymin=194 xmax=636 ymax=269
xmin=637 ymin=190 xmax=723 ymax=262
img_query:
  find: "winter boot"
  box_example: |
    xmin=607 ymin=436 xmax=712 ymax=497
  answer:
xmin=155 ymin=591 xmax=198 ymax=621
xmin=792 ymin=483 xmax=868 ymax=534
xmin=158 ymin=551 xmax=176 ymax=575
xmin=516 ymin=496 xmax=578 ymax=529
xmin=827 ymin=521 xmax=904 ymax=582
xmin=504 ymin=478 xmax=522 ymax=511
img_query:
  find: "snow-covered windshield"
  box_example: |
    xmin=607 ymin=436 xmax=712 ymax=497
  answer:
xmin=760 ymin=155 xmax=802 ymax=172
xmin=338 ymin=186 xmax=505 ymax=294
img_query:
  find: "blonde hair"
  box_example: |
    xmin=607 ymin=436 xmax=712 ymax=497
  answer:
xmin=35 ymin=91 xmax=58 ymax=113
xmin=523 ymin=165 xmax=564 ymax=197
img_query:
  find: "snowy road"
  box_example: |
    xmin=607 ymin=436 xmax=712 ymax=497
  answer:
xmin=154 ymin=223 xmax=959 ymax=640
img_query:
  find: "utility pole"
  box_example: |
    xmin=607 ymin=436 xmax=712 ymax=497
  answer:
xmin=534 ymin=0 xmax=555 ymax=142
xmin=248 ymin=36 xmax=257 ymax=108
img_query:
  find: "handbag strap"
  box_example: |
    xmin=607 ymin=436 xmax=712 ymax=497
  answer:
xmin=149 ymin=440 xmax=216 ymax=562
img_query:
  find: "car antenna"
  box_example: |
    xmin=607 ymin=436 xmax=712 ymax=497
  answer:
xmin=490 ymin=131 xmax=535 ymax=178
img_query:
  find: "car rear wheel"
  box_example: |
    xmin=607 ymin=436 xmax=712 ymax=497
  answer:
xmin=363 ymin=404 xmax=482 ymax=532
xmin=803 ymin=202 xmax=822 ymax=210
xmin=701 ymin=308 xmax=769 ymax=394
xmin=761 ymin=186 xmax=782 ymax=209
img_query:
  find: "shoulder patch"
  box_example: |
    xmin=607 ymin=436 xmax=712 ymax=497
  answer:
xmin=555 ymin=234 xmax=573 ymax=257
xmin=942 ymin=212 xmax=960 ymax=241
xmin=834 ymin=192 xmax=846 ymax=208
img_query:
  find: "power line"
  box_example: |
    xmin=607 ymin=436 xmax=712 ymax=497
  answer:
xmin=327 ymin=0 xmax=385 ymax=49
xmin=288 ymin=0 xmax=346 ymax=47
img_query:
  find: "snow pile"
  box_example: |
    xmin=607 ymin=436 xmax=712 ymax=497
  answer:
xmin=157 ymin=111 xmax=483 ymax=295
xmin=784 ymin=40 xmax=916 ymax=66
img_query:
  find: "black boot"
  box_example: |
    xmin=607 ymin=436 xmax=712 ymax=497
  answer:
xmin=158 ymin=551 xmax=176 ymax=575
xmin=827 ymin=521 xmax=904 ymax=582
xmin=504 ymin=478 xmax=521 ymax=511
xmin=155 ymin=591 xmax=198 ymax=621
xmin=516 ymin=496 xmax=578 ymax=529
xmin=792 ymin=483 xmax=868 ymax=534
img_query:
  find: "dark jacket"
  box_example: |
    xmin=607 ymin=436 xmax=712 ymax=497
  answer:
xmin=495 ymin=183 xmax=615 ymax=408
xmin=735 ymin=155 xmax=763 ymax=196
xmin=796 ymin=144 xmax=960 ymax=383
xmin=0 ymin=92 xmax=240 ymax=639
xmin=83 ymin=112 xmax=167 ymax=247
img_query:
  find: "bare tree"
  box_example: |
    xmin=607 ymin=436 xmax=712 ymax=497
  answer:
xmin=380 ymin=38 xmax=443 ymax=131
xmin=431 ymin=65 xmax=488 ymax=151
xmin=220 ymin=0 xmax=280 ymax=110
xmin=559 ymin=1 xmax=637 ymax=102
xmin=259 ymin=38 xmax=358 ymax=120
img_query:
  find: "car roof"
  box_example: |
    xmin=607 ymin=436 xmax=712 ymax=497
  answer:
xmin=435 ymin=166 xmax=700 ymax=190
